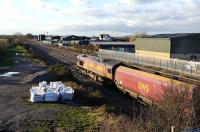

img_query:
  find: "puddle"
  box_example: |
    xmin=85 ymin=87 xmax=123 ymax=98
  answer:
xmin=0 ymin=72 xmax=20 ymax=77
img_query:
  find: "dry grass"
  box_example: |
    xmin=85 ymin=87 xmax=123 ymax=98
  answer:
xmin=96 ymin=83 xmax=199 ymax=132
xmin=141 ymin=83 xmax=196 ymax=132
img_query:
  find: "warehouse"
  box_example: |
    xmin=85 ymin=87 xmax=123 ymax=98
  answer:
xmin=60 ymin=35 xmax=90 ymax=45
xmin=135 ymin=33 xmax=200 ymax=60
xmin=38 ymin=34 xmax=45 ymax=41
xmin=90 ymin=41 xmax=134 ymax=53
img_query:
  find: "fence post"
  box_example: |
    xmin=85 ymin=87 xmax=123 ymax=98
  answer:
xmin=195 ymin=64 xmax=197 ymax=75
xmin=142 ymin=56 xmax=144 ymax=65
xmin=174 ymin=61 xmax=176 ymax=70
xmin=181 ymin=62 xmax=183 ymax=74
xmin=167 ymin=60 xmax=168 ymax=69
xmin=125 ymin=54 xmax=127 ymax=63
xmin=160 ymin=59 xmax=161 ymax=68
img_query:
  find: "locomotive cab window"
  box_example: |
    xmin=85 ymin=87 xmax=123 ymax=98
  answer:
xmin=79 ymin=61 xmax=84 ymax=66
xmin=107 ymin=69 xmax=111 ymax=74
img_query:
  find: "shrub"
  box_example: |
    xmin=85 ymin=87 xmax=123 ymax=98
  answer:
xmin=145 ymin=82 xmax=195 ymax=132
xmin=47 ymin=64 xmax=74 ymax=80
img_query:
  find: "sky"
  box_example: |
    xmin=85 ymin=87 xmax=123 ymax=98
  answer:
xmin=0 ymin=0 xmax=200 ymax=36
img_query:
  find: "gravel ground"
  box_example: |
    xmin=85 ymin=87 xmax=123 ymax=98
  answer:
xmin=0 ymin=53 xmax=57 ymax=131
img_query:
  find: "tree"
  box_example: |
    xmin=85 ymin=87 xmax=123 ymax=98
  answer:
xmin=130 ymin=32 xmax=147 ymax=42
xmin=26 ymin=33 xmax=34 ymax=39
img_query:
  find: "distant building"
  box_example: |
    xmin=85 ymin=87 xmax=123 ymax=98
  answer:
xmin=38 ymin=34 xmax=45 ymax=41
xmin=42 ymin=35 xmax=61 ymax=44
xmin=60 ymin=35 xmax=90 ymax=46
xmin=135 ymin=33 xmax=200 ymax=60
xmin=112 ymin=36 xmax=130 ymax=42
xmin=90 ymin=41 xmax=134 ymax=53
xmin=99 ymin=34 xmax=112 ymax=41
xmin=90 ymin=36 xmax=99 ymax=41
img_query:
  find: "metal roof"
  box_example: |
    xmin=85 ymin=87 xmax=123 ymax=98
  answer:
xmin=90 ymin=41 xmax=133 ymax=46
xmin=143 ymin=33 xmax=200 ymax=38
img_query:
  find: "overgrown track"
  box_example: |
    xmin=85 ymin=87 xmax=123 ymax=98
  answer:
xmin=27 ymin=43 xmax=145 ymax=117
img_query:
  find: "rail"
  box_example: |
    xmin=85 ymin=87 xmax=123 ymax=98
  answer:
xmin=98 ymin=49 xmax=200 ymax=78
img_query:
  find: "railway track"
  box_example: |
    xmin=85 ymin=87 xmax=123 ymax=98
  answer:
xmin=129 ymin=64 xmax=200 ymax=85
xmin=33 ymin=44 xmax=79 ymax=76
xmin=27 ymin=43 xmax=143 ymax=117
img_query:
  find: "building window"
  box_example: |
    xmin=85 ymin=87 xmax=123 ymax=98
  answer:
xmin=107 ymin=69 xmax=111 ymax=74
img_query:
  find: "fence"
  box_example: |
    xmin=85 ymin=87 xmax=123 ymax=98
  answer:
xmin=98 ymin=49 xmax=200 ymax=78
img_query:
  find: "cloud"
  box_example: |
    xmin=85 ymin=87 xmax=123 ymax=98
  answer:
xmin=68 ymin=0 xmax=92 ymax=6
xmin=25 ymin=0 xmax=61 ymax=14
xmin=38 ymin=0 xmax=200 ymax=35
xmin=0 ymin=0 xmax=200 ymax=35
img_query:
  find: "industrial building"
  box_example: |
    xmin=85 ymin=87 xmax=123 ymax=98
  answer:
xmin=60 ymin=35 xmax=90 ymax=46
xmin=134 ymin=33 xmax=200 ymax=60
xmin=90 ymin=41 xmax=134 ymax=53
xmin=99 ymin=34 xmax=112 ymax=41
xmin=45 ymin=35 xmax=61 ymax=44
xmin=38 ymin=34 xmax=45 ymax=41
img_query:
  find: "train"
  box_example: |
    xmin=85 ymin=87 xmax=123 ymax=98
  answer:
xmin=76 ymin=54 xmax=195 ymax=105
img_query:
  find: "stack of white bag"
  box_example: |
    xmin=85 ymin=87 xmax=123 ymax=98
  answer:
xmin=30 ymin=81 xmax=74 ymax=103
xmin=59 ymin=87 xmax=74 ymax=101
xmin=30 ymin=86 xmax=45 ymax=102
xmin=45 ymin=88 xmax=60 ymax=102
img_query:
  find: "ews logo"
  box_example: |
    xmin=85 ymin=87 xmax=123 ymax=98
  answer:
xmin=138 ymin=82 xmax=149 ymax=93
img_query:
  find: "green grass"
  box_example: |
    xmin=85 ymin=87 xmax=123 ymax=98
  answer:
xmin=23 ymin=103 xmax=96 ymax=132
xmin=0 ymin=48 xmax=14 ymax=67
xmin=0 ymin=44 xmax=40 ymax=67
xmin=47 ymin=64 xmax=76 ymax=81
xmin=57 ymin=107 xmax=95 ymax=131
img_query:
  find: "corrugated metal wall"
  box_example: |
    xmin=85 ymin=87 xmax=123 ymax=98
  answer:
xmin=135 ymin=38 xmax=171 ymax=53
xmin=171 ymin=35 xmax=200 ymax=54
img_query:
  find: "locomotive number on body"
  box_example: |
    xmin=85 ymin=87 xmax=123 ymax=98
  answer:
xmin=138 ymin=82 xmax=149 ymax=93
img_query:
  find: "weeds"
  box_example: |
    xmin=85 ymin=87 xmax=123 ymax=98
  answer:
xmin=47 ymin=64 xmax=75 ymax=81
xmin=57 ymin=107 xmax=95 ymax=131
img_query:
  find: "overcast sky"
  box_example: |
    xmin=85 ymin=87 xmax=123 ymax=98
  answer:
xmin=0 ymin=0 xmax=200 ymax=36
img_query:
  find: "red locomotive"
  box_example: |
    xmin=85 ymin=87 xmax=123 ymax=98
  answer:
xmin=77 ymin=54 xmax=194 ymax=105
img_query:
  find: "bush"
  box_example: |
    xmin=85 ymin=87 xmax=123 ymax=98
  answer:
xmin=47 ymin=64 xmax=74 ymax=80
xmin=145 ymin=82 xmax=195 ymax=132
xmin=99 ymin=82 xmax=198 ymax=132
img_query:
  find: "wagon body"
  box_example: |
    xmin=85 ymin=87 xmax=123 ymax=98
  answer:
xmin=114 ymin=66 xmax=193 ymax=104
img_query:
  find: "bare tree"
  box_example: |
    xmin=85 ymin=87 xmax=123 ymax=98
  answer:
xmin=130 ymin=32 xmax=147 ymax=42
